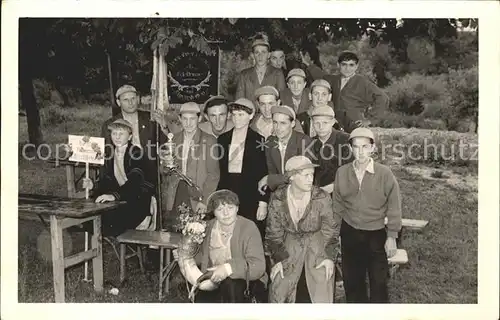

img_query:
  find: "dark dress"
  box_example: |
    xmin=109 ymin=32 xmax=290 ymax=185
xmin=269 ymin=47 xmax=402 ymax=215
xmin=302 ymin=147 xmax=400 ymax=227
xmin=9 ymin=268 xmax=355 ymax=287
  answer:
xmin=216 ymin=128 xmax=269 ymax=238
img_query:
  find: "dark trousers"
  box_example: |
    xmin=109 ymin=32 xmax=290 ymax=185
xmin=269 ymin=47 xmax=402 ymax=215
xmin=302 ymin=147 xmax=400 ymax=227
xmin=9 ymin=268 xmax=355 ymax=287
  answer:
xmin=340 ymin=220 xmax=389 ymax=303
xmin=295 ymin=265 xmax=312 ymax=303
xmin=195 ymin=278 xmax=247 ymax=303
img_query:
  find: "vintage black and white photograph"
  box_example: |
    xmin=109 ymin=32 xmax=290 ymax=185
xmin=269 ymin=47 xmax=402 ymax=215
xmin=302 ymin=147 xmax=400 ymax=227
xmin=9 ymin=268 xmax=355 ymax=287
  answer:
xmin=3 ymin=0 xmax=500 ymax=319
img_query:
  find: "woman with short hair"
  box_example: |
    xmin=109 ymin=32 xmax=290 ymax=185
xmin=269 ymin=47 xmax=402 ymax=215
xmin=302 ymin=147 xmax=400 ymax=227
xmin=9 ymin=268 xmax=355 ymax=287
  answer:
xmin=193 ymin=189 xmax=266 ymax=303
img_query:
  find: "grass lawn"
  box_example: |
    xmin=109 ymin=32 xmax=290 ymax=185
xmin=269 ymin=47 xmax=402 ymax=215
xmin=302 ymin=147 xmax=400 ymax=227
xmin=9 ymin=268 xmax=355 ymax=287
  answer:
xmin=17 ymin=104 xmax=478 ymax=303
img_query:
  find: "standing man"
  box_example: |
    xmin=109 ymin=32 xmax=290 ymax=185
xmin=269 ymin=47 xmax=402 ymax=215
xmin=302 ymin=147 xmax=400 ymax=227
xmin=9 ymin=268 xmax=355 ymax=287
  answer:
xmin=235 ymin=36 xmax=286 ymax=101
xmin=279 ymin=68 xmax=310 ymax=116
xmin=198 ymin=95 xmax=234 ymax=137
xmin=162 ymin=102 xmax=220 ymax=227
xmin=296 ymin=79 xmax=333 ymax=138
xmin=251 ymin=85 xmax=304 ymax=139
xmin=333 ymin=128 xmax=402 ymax=303
xmin=301 ymin=51 xmax=389 ymax=132
xmin=310 ymin=106 xmax=353 ymax=194
xmin=258 ymin=105 xmax=313 ymax=195
xmin=269 ymin=47 xmax=286 ymax=71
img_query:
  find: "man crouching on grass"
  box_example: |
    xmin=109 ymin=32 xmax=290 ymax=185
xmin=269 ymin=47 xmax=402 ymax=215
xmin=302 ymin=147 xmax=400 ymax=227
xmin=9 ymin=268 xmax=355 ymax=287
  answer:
xmin=333 ymin=127 xmax=402 ymax=303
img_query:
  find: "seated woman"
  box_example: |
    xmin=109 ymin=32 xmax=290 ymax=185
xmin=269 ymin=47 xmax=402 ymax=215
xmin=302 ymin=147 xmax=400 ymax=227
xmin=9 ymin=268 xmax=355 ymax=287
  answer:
xmin=189 ymin=189 xmax=266 ymax=303
xmin=265 ymin=156 xmax=340 ymax=303
xmin=85 ymin=119 xmax=155 ymax=237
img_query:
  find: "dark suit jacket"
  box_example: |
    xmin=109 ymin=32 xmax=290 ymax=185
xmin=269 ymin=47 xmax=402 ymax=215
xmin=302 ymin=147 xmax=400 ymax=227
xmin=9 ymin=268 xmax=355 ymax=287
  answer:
xmin=265 ymin=131 xmax=314 ymax=190
xmin=217 ymin=128 xmax=269 ymax=213
xmin=307 ymin=64 xmax=389 ymax=132
xmin=279 ymin=88 xmax=311 ymax=115
xmin=235 ymin=65 xmax=286 ymax=101
xmin=96 ymin=142 xmax=154 ymax=218
xmin=311 ymin=130 xmax=354 ymax=187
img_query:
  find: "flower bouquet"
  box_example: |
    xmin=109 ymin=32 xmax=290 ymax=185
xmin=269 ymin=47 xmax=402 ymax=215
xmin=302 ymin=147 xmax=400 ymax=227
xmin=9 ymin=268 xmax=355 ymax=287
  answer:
xmin=174 ymin=203 xmax=217 ymax=301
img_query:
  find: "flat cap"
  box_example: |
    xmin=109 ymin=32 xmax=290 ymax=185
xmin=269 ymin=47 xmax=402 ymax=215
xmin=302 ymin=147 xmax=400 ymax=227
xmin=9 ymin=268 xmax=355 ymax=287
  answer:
xmin=349 ymin=127 xmax=375 ymax=141
xmin=252 ymin=38 xmax=270 ymax=49
xmin=179 ymin=102 xmax=201 ymax=114
xmin=285 ymin=155 xmax=319 ymax=173
xmin=310 ymin=79 xmax=332 ymax=91
xmin=271 ymin=105 xmax=296 ymax=121
xmin=108 ymin=118 xmax=133 ymax=131
xmin=254 ymin=85 xmax=279 ymax=100
xmin=311 ymin=106 xmax=335 ymax=118
xmin=115 ymin=85 xmax=137 ymax=99
xmin=228 ymin=98 xmax=255 ymax=113
xmin=286 ymin=68 xmax=306 ymax=80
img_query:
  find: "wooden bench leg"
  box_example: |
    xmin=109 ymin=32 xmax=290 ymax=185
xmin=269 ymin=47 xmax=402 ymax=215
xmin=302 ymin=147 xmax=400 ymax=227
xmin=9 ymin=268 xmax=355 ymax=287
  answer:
xmin=120 ymin=243 xmax=126 ymax=284
xmin=159 ymin=247 xmax=164 ymax=301
xmin=137 ymin=246 xmax=145 ymax=274
xmin=92 ymin=216 xmax=103 ymax=293
xmin=165 ymin=248 xmax=171 ymax=294
xmin=50 ymin=216 xmax=65 ymax=303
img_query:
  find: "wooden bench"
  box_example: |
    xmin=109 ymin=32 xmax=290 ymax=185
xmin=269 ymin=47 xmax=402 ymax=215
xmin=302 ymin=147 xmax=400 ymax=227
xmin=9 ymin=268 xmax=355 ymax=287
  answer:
xmin=116 ymin=230 xmax=181 ymax=300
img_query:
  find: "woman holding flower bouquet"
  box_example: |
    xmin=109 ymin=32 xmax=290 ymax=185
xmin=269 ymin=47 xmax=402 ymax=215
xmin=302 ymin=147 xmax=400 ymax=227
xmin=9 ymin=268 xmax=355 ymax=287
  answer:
xmin=175 ymin=189 xmax=266 ymax=303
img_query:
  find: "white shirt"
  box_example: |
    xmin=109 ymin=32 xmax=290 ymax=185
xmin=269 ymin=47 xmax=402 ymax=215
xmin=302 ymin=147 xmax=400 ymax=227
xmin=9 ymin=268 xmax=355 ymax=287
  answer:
xmin=255 ymin=116 xmax=274 ymax=139
xmin=287 ymin=185 xmax=311 ymax=229
xmin=228 ymin=129 xmax=247 ymax=173
xmin=121 ymin=112 xmax=141 ymax=148
xmin=113 ymin=144 xmax=128 ymax=186
xmin=181 ymin=132 xmax=196 ymax=175
xmin=277 ymin=137 xmax=291 ymax=174
xmin=256 ymin=66 xmax=266 ymax=84
xmin=292 ymin=97 xmax=301 ymax=112
xmin=209 ymin=221 xmax=233 ymax=275
xmin=340 ymin=74 xmax=355 ymax=90
xmin=353 ymin=157 xmax=375 ymax=187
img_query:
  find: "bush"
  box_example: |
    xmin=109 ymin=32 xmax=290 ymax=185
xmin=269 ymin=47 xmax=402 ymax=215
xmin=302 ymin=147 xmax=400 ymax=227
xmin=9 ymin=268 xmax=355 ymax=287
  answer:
xmin=384 ymin=73 xmax=451 ymax=116
xmin=219 ymin=51 xmax=253 ymax=100
xmin=445 ymin=66 xmax=478 ymax=132
xmin=371 ymin=127 xmax=478 ymax=167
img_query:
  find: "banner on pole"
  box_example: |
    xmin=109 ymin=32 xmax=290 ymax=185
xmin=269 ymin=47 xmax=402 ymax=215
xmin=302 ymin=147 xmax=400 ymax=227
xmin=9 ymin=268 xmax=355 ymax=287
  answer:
xmin=68 ymin=135 xmax=105 ymax=165
xmin=166 ymin=42 xmax=220 ymax=104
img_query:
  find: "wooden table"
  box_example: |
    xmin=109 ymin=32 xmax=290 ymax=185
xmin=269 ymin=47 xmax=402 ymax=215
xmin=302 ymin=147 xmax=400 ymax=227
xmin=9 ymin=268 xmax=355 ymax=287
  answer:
xmin=18 ymin=193 xmax=125 ymax=303
xmin=46 ymin=158 xmax=100 ymax=198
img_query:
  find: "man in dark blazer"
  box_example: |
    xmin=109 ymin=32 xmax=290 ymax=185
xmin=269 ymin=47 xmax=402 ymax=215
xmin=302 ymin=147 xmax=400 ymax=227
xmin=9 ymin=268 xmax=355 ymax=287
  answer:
xmin=279 ymin=68 xmax=310 ymax=116
xmin=301 ymin=51 xmax=389 ymax=133
xmin=235 ymin=37 xmax=286 ymax=101
xmin=258 ymin=105 xmax=314 ymax=195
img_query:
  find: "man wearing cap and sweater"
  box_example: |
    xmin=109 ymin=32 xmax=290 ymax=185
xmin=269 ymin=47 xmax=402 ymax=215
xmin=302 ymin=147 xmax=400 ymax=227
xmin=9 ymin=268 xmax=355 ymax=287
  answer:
xmin=163 ymin=102 xmax=220 ymax=227
xmin=198 ymin=95 xmax=234 ymax=138
xmin=310 ymin=106 xmax=354 ymax=194
xmin=251 ymin=85 xmax=303 ymax=139
xmin=279 ymin=68 xmax=311 ymax=115
xmin=235 ymin=36 xmax=286 ymax=101
xmin=257 ymin=105 xmax=314 ymax=195
xmin=301 ymin=51 xmax=389 ymax=133
xmin=333 ymin=127 xmax=402 ymax=303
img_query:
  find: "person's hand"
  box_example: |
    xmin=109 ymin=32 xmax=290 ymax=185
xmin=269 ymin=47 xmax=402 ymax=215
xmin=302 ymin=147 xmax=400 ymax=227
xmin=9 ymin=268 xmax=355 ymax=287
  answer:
xmin=207 ymin=264 xmax=229 ymax=283
xmin=355 ymin=119 xmax=371 ymax=128
xmin=270 ymin=262 xmax=284 ymax=282
xmin=258 ymin=175 xmax=268 ymax=195
xmin=315 ymin=259 xmax=335 ymax=280
xmin=385 ymin=237 xmax=397 ymax=258
xmin=320 ymin=183 xmax=334 ymax=194
xmin=95 ymin=194 xmax=116 ymax=203
xmin=299 ymin=51 xmax=313 ymax=67
xmin=172 ymin=249 xmax=179 ymax=261
xmin=150 ymin=196 xmax=157 ymax=216
xmin=82 ymin=178 xmax=94 ymax=190
xmin=256 ymin=203 xmax=268 ymax=221
xmin=195 ymin=202 xmax=207 ymax=214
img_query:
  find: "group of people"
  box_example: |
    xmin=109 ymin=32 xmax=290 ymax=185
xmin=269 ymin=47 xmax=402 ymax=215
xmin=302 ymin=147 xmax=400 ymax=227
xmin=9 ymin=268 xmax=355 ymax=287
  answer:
xmin=80 ymin=35 xmax=402 ymax=304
